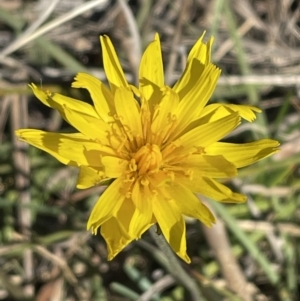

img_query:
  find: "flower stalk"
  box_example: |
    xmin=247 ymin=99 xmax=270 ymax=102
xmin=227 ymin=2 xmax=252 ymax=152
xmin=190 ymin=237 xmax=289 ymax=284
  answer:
xmin=149 ymin=226 xmax=206 ymax=301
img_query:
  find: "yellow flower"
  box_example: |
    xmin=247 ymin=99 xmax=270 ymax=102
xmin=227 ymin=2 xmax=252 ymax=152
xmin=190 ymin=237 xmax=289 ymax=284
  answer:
xmin=15 ymin=33 xmax=279 ymax=263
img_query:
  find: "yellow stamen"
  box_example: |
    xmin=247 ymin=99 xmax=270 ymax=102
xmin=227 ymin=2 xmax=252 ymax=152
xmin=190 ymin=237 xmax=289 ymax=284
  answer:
xmin=134 ymin=143 xmax=162 ymax=175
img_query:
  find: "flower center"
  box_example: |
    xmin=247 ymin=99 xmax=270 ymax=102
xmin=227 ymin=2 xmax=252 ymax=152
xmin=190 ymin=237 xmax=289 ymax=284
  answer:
xmin=134 ymin=143 xmax=162 ymax=175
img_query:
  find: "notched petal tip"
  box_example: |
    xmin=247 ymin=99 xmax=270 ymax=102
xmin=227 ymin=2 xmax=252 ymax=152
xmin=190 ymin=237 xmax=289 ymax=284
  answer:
xmin=268 ymin=139 xmax=280 ymax=148
xmin=261 ymin=139 xmax=280 ymax=157
xmin=232 ymin=105 xmax=262 ymax=122
xmin=197 ymin=202 xmax=217 ymax=227
xmin=28 ymin=82 xmax=36 ymax=90
xmin=178 ymin=252 xmax=191 ymax=264
xmin=15 ymin=129 xmax=31 ymax=143
xmin=100 ymin=35 xmax=128 ymax=90
xmin=14 ymin=129 xmax=36 ymax=141
xmin=106 ymin=240 xmax=129 ymax=261
xmin=100 ymin=35 xmax=109 ymax=43
xmin=202 ymin=218 xmax=216 ymax=229
xmin=86 ymin=221 xmax=99 ymax=234
xmin=14 ymin=129 xmax=23 ymax=138
xmin=154 ymin=32 xmax=160 ymax=42
xmin=86 ymin=219 xmax=94 ymax=232
xmin=187 ymin=31 xmax=214 ymax=65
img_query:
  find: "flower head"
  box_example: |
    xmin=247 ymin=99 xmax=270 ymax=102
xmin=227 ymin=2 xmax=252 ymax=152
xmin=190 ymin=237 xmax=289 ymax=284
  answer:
xmin=16 ymin=33 xmax=279 ymax=263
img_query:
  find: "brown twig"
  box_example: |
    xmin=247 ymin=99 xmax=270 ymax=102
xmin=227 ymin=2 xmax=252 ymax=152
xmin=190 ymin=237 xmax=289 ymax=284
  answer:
xmin=118 ymin=0 xmax=141 ymax=83
xmin=33 ymin=245 xmax=77 ymax=285
xmin=202 ymin=220 xmax=254 ymax=301
xmin=165 ymin=0 xmax=190 ymax=85
xmin=137 ymin=275 xmax=175 ymax=301
xmin=10 ymin=94 xmax=33 ymax=298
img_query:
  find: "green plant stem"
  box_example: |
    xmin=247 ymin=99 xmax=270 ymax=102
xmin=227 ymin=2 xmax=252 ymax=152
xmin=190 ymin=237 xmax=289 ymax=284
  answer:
xmin=149 ymin=226 xmax=206 ymax=301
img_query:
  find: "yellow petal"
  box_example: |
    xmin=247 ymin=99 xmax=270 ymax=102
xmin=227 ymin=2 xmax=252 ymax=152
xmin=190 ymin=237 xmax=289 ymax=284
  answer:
xmin=15 ymin=129 xmax=103 ymax=167
xmin=101 ymin=198 xmax=153 ymax=260
xmin=76 ymin=166 xmax=108 ymax=189
xmin=131 ymin=178 xmax=153 ymax=214
xmin=114 ymin=87 xmax=143 ymax=140
xmin=205 ymin=139 xmax=280 ymax=168
xmin=131 ymin=179 xmax=144 ymax=211
xmin=139 ymin=33 xmax=164 ymax=102
xmin=101 ymin=199 xmax=135 ymax=260
xmin=182 ymin=154 xmax=237 ymax=178
xmin=171 ymin=64 xmax=221 ymax=138
xmin=30 ymin=85 xmax=118 ymax=145
xmin=61 ymin=106 xmax=113 ymax=143
xmin=130 ymin=179 xmax=154 ymax=239
xmin=151 ymin=88 xmax=178 ymax=132
xmin=180 ymin=111 xmax=240 ymax=146
xmin=200 ymin=177 xmax=246 ymax=203
xmin=72 ymin=73 xmax=115 ymax=122
xmin=175 ymin=103 xmax=260 ymax=138
xmin=177 ymin=175 xmax=246 ymax=203
xmin=129 ymin=209 xmax=153 ymax=239
xmin=87 ymin=177 xmax=125 ymax=233
xmin=152 ymin=194 xmax=190 ymax=263
xmin=164 ymin=112 xmax=240 ymax=159
xmin=148 ymin=171 xmax=170 ymax=187
xmin=116 ymin=198 xmax=152 ymax=240
xmin=100 ymin=36 xmax=128 ymax=92
xmin=188 ymin=34 xmax=213 ymax=66
xmin=151 ymin=87 xmax=179 ymax=144
xmin=101 ymin=217 xmax=133 ymax=260
xmin=127 ymin=197 xmax=153 ymax=239
xmin=173 ymin=33 xmax=212 ymax=94
xmin=200 ymin=103 xmax=261 ymax=122
xmin=165 ymin=183 xmax=216 ymax=227
xmin=101 ymin=156 xmax=129 ymax=178
xmin=29 ymin=84 xmax=98 ymax=118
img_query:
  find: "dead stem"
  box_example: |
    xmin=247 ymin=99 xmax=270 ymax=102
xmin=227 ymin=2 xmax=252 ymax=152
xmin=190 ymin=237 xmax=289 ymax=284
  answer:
xmin=10 ymin=94 xmax=33 ymax=298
